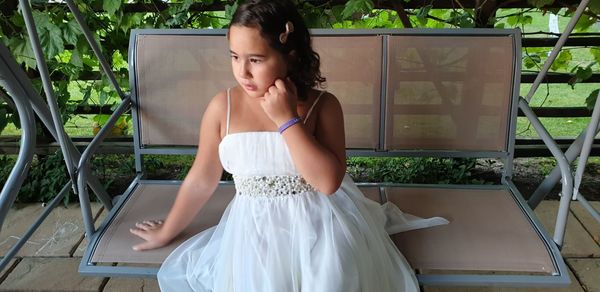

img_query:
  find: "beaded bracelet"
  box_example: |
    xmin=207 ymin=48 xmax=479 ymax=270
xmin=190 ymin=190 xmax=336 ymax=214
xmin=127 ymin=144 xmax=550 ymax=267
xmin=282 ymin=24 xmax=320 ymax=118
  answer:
xmin=278 ymin=117 xmax=302 ymax=134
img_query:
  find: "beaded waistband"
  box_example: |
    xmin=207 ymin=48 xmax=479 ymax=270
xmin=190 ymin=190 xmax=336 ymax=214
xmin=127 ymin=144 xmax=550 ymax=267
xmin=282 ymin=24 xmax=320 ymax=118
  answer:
xmin=233 ymin=175 xmax=316 ymax=198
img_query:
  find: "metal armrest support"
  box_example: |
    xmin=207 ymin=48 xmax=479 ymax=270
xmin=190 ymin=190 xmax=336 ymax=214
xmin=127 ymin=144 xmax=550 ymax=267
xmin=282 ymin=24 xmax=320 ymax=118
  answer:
xmin=0 ymin=86 xmax=36 ymax=231
xmin=518 ymin=97 xmax=572 ymax=247
xmin=77 ymin=97 xmax=132 ymax=240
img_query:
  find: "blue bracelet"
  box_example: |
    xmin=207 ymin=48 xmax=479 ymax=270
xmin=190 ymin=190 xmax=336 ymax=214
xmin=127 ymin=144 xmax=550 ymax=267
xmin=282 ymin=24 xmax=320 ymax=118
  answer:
xmin=278 ymin=117 xmax=302 ymax=134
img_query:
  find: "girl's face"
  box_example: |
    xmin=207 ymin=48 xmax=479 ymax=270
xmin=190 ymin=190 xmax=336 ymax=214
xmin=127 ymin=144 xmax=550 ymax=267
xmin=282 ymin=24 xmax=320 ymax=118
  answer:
xmin=228 ymin=25 xmax=289 ymax=99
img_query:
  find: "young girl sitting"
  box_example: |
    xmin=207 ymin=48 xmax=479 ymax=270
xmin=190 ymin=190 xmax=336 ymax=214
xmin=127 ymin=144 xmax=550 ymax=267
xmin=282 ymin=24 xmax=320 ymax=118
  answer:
xmin=130 ymin=1 xmax=447 ymax=291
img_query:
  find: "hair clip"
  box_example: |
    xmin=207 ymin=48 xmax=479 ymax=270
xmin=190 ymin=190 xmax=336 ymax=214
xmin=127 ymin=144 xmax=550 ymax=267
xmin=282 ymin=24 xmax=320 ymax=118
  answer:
xmin=279 ymin=21 xmax=295 ymax=44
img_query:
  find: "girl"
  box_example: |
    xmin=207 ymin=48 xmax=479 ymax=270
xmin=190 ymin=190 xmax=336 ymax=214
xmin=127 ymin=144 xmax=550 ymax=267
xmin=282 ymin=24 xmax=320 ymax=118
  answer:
xmin=130 ymin=1 xmax=447 ymax=291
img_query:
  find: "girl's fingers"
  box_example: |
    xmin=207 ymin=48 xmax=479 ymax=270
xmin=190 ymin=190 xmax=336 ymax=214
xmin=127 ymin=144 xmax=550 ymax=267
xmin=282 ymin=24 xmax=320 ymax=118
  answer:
xmin=274 ymin=79 xmax=286 ymax=91
xmin=134 ymin=220 xmax=163 ymax=230
xmin=133 ymin=241 xmax=159 ymax=251
xmin=129 ymin=227 xmax=146 ymax=237
xmin=268 ymin=85 xmax=279 ymax=96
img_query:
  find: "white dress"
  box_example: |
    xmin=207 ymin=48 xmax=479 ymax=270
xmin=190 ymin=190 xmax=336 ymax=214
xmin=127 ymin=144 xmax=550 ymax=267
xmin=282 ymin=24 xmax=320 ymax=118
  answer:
xmin=157 ymin=90 xmax=448 ymax=292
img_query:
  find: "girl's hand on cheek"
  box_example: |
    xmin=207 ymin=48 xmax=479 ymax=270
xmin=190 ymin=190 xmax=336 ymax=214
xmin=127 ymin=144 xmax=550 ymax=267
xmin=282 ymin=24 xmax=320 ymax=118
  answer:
xmin=260 ymin=78 xmax=299 ymax=127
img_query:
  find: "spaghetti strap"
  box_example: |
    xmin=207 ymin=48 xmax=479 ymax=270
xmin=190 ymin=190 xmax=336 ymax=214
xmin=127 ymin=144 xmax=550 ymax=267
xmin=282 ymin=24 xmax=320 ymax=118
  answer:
xmin=226 ymin=88 xmax=231 ymax=135
xmin=303 ymin=91 xmax=325 ymax=124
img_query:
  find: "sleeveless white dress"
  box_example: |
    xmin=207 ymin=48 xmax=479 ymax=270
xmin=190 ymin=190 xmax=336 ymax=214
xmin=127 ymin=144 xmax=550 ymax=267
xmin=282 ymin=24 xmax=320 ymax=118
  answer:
xmin=157 ymin=90 xmax=448 ymax=292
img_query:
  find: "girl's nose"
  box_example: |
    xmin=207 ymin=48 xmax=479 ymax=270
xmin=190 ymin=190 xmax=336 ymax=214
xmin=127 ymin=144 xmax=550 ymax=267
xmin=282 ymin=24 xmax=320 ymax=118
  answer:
xmin=238 ymin=61 xmax=251 ymax=78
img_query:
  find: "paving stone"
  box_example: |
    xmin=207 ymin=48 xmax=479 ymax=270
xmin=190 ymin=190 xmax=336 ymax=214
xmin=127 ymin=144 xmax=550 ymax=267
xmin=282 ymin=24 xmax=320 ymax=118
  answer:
xmin=534 ymin=201 xmax=600 ymax=258
xmin=568 ymin=258 xmax=600 ymax=292
xmin=569 ymin=201 xmax=600 ymax=246
xmin=423 ymin=267 xmax=583 ymax=292
xmin=103 ymin=263 xmax=160 ymax=292
xmin=0 ymin=203 xmax=102 ymax=257
xmin=0 ymin=258 xmax=17 ymax=284
xmin=0 ymin=257 xmax=104 ymax=291
xmin=103 ymin=277 xmax=160 ymax=292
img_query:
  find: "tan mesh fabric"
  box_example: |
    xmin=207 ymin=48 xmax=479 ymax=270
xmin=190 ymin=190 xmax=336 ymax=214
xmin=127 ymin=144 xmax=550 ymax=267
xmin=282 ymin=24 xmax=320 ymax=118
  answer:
xmin=385 ymin=36 xmax=514 ymax=151
xmin=386 ymin=187 xmax=556 ymax=274
xmin=136 ymin=35 xmax=237 ymax=146
xmin=91 ymin=183 xmax=380 ymax=264
xmin=92 ymin=183 xmax=235 ymax=264
xmin=313 ymin=36 xmax=382 ymax=149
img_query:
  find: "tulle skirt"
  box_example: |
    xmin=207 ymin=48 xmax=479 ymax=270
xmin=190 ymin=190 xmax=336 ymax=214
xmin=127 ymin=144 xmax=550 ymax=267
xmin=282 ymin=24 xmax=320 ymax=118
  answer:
xmin=157 ymin=175 xmax=448 ymax=292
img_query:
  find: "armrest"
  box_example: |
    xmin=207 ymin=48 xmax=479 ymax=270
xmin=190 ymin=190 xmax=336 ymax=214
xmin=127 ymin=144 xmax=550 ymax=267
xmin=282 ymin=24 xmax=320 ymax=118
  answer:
xmin=518 ymin=97 xmax=572 ymax=248
xmin=77 ymin=96 xmax=132 ymax=240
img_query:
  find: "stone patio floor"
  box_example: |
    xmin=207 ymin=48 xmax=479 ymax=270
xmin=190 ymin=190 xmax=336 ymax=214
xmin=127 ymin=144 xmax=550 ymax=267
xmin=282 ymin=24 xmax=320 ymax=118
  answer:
xmin=0 ymin=200 xmax=598 ymax=291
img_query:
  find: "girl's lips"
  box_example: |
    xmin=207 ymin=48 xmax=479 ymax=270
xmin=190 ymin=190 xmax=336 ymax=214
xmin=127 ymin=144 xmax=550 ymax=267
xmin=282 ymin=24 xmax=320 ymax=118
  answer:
xmin=243 ymin=84 xmax=257 ymax=91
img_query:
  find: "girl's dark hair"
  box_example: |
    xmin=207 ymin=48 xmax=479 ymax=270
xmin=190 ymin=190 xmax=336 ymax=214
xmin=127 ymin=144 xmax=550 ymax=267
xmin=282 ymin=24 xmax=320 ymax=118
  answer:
xmin=230 ymin=0 xmax=325 ymax=100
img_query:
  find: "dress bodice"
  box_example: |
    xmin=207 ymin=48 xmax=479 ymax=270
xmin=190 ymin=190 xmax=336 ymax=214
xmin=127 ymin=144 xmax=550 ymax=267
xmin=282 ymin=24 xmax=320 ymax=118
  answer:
xmin=218 ymin=131 xmax=300 ymax=177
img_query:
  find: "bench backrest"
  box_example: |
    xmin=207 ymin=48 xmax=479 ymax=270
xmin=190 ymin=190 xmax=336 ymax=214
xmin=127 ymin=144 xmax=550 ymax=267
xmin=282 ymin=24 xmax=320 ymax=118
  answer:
xmin=129 ymin=29 xmax=520 ymax=163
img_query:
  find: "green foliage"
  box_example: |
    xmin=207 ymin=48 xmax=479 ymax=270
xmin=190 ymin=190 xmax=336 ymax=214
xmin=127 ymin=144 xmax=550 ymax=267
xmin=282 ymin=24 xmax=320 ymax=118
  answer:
xmin=550 ymin=50 xmax=573 ymax=71
xmin=507 ymin=13 xmax=533 ymax=26
xmin=527 ymin=0 xmax=555 ymax=9
xmin=32 ymin=10 xmax=64 ymax=61
xmin=103 ymin=0 xmax=122 ymax=16
xmin=347 ymin=157 xmax=479 ymax=184
xmin=1 ymin=1 xmax=597 ymax=120
xmin=341 ymin=0 xmax=374 ymax=19
xmin=16 ymin=151 xmax=70 ymax=204
xmin=586 ymin=89 xmax=599 ymax=110
xmin=0 ymin=156 xmax=16 ymax=187
xmin=569 ymin=64 xmax=594 ymax=88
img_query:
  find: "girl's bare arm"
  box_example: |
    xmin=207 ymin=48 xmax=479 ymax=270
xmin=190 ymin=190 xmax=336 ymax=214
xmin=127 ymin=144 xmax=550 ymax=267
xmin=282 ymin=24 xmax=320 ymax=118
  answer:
xmin=281 ymin=92 xmax=346 ymax=195
xmin=130 ymin=92 xmax=226 ymax=251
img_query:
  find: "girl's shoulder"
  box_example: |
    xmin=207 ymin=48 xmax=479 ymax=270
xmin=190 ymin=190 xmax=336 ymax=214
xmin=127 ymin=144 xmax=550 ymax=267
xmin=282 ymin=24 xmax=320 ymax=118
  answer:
xmin=309 ymin=89 xmax=342 ymax=115
xmin=204 ymin=88 xmax=231 ymax=115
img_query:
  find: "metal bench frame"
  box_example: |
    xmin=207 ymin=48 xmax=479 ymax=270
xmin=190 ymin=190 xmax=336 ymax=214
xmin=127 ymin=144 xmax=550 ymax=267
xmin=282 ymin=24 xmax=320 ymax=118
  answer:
xmin=75 ymin=28 xmax=571 ymax=287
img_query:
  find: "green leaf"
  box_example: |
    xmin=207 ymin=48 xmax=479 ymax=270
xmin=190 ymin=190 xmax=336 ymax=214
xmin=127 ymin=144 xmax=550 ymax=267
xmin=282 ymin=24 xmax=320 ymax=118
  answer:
xmin=568 ymin=66 xmax=594 ymax=88
xmin=6 ymin=36 xmax=36 ymax=69
xmin=591 ymin=48 xmax=600 ymax=64
xmin=331 ymin=5 xmax=346 ymax=22
xmin=39 ymin=24 xmax=64 ymax=60
xmin=225 ymin=3 xmax=239 ymax=21
xmin=93 ymin=114 xmax=110 ymax=125
xmin=32 ymin=11 xmax=64 ymax=60
xmin=527 ymin=0 xmax=554 ymax=8
xmin=9 ymin=13 xmax=24 ymax=29
xmin=121 ymin=13 xmax=143 ymax=33
xmin=69 ymin=48 xmax=83 ymax=68
xmin=416 ymin=5 xmax=432 ymax=26
xmin=62 ymin=19 xmax=82 ymax=45
xmin=524 ymin=54 xmax=541 ymax=69
xmin=341 ymin=0 xmax=374 ymax=19
xmin=575 ymin=15 xmax=597 ymax=32
xmin=166 ymin=12 xmax=189 ymax=27
xmin=507 ymin=14 xmax=532 ymax=26
xmin=103 ymin=0 xmax=121 ymax=16
xmin=585 ymin=89 xmax=600 ymax=110
xmin=550 ymin=50 xmax=572 ymax=71
xmin=182 ymin=0 xmax=194 ymax=10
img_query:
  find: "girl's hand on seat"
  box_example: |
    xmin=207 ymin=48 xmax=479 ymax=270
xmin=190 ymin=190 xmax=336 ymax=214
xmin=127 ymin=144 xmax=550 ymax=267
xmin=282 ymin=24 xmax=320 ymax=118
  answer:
xmin=129 ymin=220 xmax=170 ymax=251
xmin=261 ymin=78 xmax=299 ymax=127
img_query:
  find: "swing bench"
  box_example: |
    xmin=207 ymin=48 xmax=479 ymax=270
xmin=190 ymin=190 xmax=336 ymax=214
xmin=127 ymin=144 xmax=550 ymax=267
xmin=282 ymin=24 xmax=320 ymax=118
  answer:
xmin=74 ymin=28 xmax=572 ymax=287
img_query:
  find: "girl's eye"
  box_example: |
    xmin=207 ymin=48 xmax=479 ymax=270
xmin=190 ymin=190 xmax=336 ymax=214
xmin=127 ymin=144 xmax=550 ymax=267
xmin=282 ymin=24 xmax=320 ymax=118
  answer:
xmin=250 ymin=58 xmax=261 ymax=64
xmin=231 ymin=55 xmax=239 ymax=61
